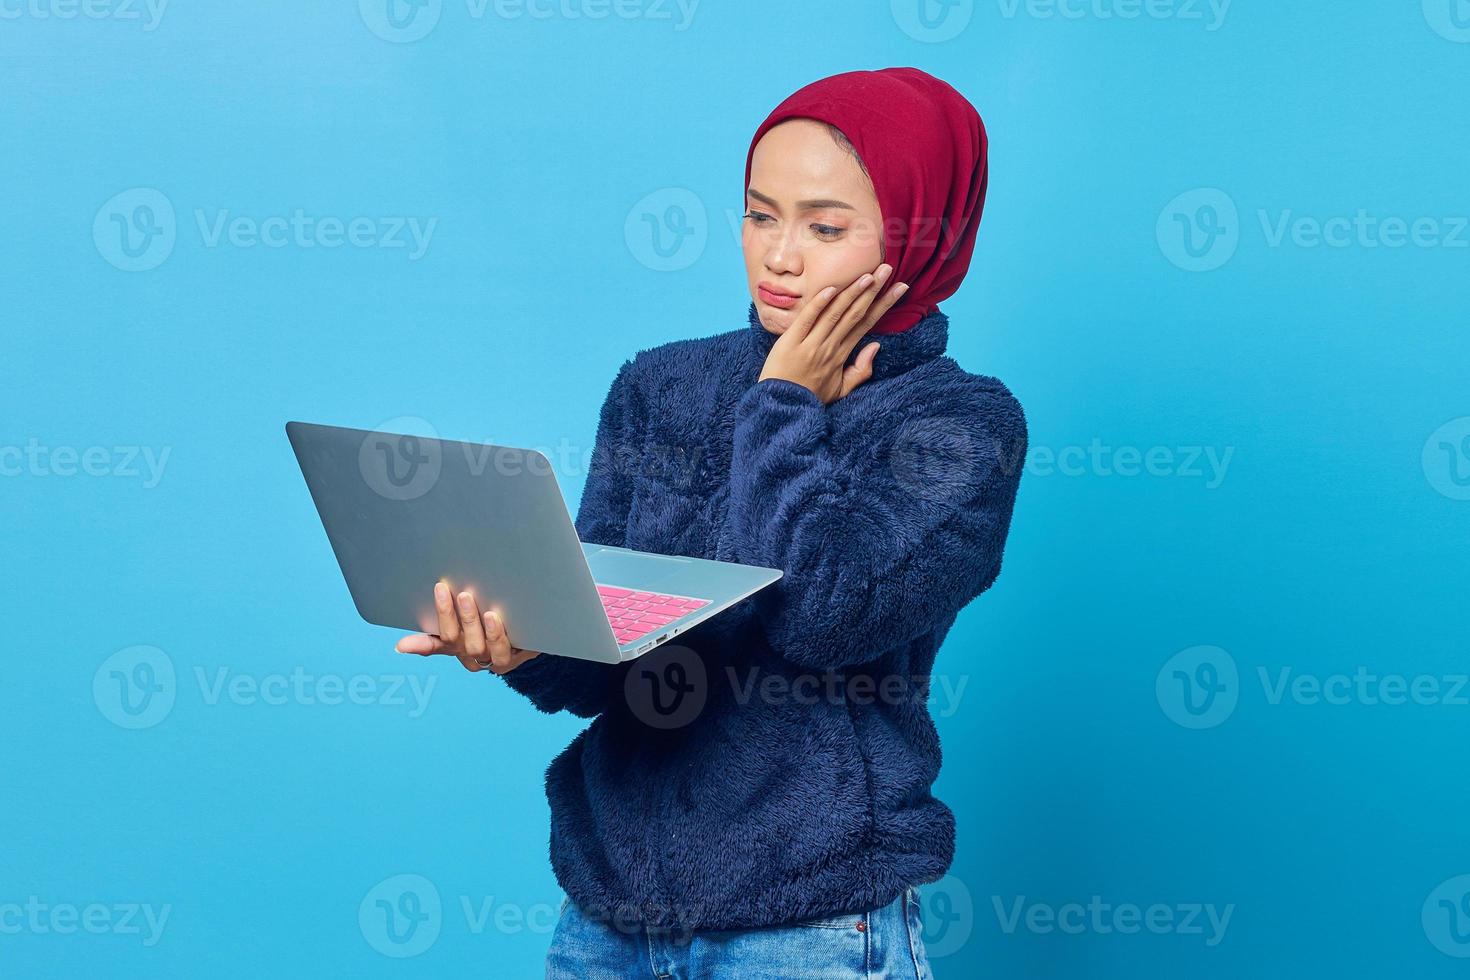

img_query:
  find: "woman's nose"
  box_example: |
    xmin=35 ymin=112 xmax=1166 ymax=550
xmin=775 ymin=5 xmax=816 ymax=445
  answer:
xmin=762 ymin=229 xmax=804 ymax=274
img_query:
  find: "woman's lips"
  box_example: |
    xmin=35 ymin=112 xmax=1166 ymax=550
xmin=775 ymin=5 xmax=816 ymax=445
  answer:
xmin=758 ymin=284 xmax=800 ymax=309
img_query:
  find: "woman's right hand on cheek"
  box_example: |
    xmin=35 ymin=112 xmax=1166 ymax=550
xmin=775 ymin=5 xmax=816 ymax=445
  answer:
xmin=394 ymin=582 xmax=543 ymax=674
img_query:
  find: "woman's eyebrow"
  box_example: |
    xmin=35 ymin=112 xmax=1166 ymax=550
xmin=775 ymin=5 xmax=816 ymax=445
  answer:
xmin=746 ymin=188 xmax=856 ymax=211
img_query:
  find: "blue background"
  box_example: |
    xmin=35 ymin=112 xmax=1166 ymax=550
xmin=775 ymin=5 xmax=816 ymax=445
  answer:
xmin=3 ymin=1 xmax=1468 ymax=976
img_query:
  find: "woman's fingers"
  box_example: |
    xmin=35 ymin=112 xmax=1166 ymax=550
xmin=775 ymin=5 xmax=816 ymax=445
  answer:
xmin=457 ymin=612 xmax=499 ymax=672
xmin=455 ymin=590 xmax=488 ymax=659
xmin=831 ymin=275 xmax=908 ymax=369
xmin=396 ymin=633 xmax=454 ymax=655
xmin=394 ymin=583 xmax=544 ymax=675
xmin=797 ymin=264 xmax=902 ymax=354
xmin=471 ymin=611 xmax=539 ymax=674
xmin=823 ymin=265 xmax=894 ymax=357
xmin=785 ymin=284 xmax=838 ymax=342
xmin=433 ymin=581 xmax=461 ymax=648
xmin=839 ymin=341 xmax=882 ymax=400
xmin=447 ymin=591 xmax=490 ymax=672
xmin=482 ymin=609 xmax=515 ymax=671
xmin=860 ymin=277 xmax=909 ymax=336
xmin=807 ymin=268 xmax=880 ymax=347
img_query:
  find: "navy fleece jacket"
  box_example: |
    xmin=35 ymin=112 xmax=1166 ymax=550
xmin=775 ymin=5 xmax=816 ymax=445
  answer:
xmin=501 ymin=302 xmax=1026 ymax=932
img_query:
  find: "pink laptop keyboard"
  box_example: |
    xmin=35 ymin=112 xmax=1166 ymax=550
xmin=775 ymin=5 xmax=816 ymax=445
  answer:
xmin=596 ymin=585 xmax=711 ymax=646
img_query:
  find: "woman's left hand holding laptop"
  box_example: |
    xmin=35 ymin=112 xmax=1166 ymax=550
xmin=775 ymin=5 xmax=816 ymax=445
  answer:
xmin=395 ymin=582 xmax=543 ymax=674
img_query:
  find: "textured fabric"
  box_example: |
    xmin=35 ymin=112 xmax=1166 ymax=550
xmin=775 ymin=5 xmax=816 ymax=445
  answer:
xmin=744 ymin=67 xmax=989 ymax=336
xmin=545 ymin=885 xmax=934 ymax=979
xmin=501 ymin=302 xmax=1026 ymax=932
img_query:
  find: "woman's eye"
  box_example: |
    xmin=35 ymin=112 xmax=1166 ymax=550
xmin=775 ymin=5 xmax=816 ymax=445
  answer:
xmin=742 ymin=211 xmax=841 ymax=239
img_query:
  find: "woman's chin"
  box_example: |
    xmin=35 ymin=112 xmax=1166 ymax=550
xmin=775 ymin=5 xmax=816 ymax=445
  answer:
xmin=754 ymin=302 xmax=796 ymax=334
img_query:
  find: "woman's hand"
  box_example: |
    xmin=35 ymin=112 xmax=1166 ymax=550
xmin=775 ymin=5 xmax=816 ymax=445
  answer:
xmin=757 ymin=263 xmax=909 ymax=405
xmin=394 ymin=582 xmax=543 ymax=674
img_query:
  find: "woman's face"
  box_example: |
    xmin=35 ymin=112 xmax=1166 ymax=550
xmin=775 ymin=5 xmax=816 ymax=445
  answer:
xmin=743 ymin=119 xmax=884 ymax=335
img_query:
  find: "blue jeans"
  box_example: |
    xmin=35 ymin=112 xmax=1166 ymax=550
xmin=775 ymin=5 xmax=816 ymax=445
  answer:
xmin=545 ymin=886 xmax=934 ymax=979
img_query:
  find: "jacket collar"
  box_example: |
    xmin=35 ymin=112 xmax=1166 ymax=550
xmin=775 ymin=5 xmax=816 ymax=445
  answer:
xmin=746 ymin=301 xmax=949 ymax=380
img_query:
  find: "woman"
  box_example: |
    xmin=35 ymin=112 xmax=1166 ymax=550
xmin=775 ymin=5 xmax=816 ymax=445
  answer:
xmin=395 ymin=67 xmax=1026 ymax=978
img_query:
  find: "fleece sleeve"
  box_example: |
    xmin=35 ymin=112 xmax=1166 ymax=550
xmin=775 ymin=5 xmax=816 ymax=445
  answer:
xmin=498 ymin=359 xmax=638 ymax=717
xmin=721 ymin=376 xmax=1026 ymax=672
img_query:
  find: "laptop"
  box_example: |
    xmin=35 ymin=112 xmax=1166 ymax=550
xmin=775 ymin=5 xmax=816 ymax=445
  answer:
xmin=285 ymin=420 xmax=783 ymax=663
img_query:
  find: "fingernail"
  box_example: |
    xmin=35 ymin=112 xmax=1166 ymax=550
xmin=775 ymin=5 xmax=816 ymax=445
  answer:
xmin=434 ymin=582 xmax=449 ymax=607
xmin=895 ymin=283 xmax=910 ymax=295
xmin=484 ymin=611 xmax=499 ymax=634
xmin=877 ymin=265 xmax=892 ymax=280
xmin=457 ymin=591 xmax=474 ymax=613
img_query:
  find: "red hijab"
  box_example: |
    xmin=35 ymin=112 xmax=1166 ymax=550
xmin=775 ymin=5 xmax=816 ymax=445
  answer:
xmin=744 ymin=67 xmax=988 ymax=336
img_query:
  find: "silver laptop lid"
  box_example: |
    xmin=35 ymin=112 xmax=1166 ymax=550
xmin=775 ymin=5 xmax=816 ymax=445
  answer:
xmin=286 ymin=420 xmax=623 ymax=663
